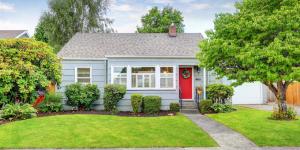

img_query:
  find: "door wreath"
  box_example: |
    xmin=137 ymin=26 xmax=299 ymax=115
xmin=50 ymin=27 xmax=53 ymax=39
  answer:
xmin=182 ymin=69 xmax=191 ymax=79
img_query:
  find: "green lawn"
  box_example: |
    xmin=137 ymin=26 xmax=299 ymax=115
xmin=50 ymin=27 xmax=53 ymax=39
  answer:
xmin=0 ymin=114 xmax=217 ymax=148
xmin=207 ymin=107 xmax=300 ymax=146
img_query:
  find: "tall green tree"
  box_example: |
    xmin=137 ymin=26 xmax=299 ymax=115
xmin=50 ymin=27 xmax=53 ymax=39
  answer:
xmin=137 ymin=6 xmax=184 ymax=33
xmin=198 ymin=0 xmax=300 ymax=116
xmin=34 ymin=0 xmax=113 ymax=53
xmin=0 ymin=39 xmax=61 ymax=106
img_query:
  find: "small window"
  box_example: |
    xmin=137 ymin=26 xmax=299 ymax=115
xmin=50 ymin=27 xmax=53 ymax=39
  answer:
xmin=76 ymin=68 xmax=91 ymax=84
xmin=131 ymin=67 xmax=155 ymax=88
xmin=112 ymin=66 xmax=127 ymax=86
xmin=160 ymin=67 xmax=174 ymax=88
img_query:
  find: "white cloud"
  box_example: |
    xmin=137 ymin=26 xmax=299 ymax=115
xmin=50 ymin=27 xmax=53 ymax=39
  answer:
xmin=190 ymin=3 xmax=211 ymax=10
xmin=222 ymin=2 xmax=235 ymax=9
xmin=151 ymin=0 xmax=174 ymax=4
xmin=0 ymin=1 xmax=15 ymax=12
xmin=178 ymin=0 xmax=195 ymax=3
xmin=111 ymin=4 xmax=134 ymax=12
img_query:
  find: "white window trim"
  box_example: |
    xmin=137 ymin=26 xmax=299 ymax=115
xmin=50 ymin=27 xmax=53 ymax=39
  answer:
xmin=75 ymin=67 xmax=92 ymax=84
xmin=111 ymin=66 xmax=127 ymax=86
xmin=110 ymin=65 xmax=176 ymax=90
xmin=130 ymin=66 xmax=156 ymax=90
xmin=159 ymin=66 xmax=176 ymax=89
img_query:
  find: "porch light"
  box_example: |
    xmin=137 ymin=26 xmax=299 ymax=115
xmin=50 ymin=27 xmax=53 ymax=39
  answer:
xmin=196 ymin=66 xmax=201 ymax=73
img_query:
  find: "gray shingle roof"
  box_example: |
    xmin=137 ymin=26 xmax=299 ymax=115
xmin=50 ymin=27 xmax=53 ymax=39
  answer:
xmin=58 ymin=33 xmax=203 ymax=58
xmin=0 ymin=30 xmax=28 ymax=38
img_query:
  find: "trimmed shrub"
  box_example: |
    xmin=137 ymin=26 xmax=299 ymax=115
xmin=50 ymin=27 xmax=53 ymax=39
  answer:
xmin=199 ymin=99 xmax=213 ymax=114
xmin=207 ymin=84 xmax=234 ymax=104
xmin=143 ymin=96 xmax=161 ymax=114
xmin=270 ymin=107 xmax=297 ymax=120
xmin=38 ymin=93 xmax=63 ymax=113
xmin=131 ymin=94 xmax=143 ymax=114
xmin=84 ymin=84 xmax=101 ymax=109
xmin=210 ymin=103 xmax=236 ymax=113
xmin=104 ymin=84 xmax=126 ymax=112
xmin=170 ymin=103 xmax=180 ymax=112
xmin=0 ymin=103 xmax=37 ymax=120
xmin=65 ymin=83 xmax=100 ymax=110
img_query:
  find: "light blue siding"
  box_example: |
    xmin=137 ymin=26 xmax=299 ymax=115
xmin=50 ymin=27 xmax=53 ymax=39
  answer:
xmin=58 ymin=60 xmax=106 ymax=110
xmin=59 ymin=58 xmax=208 ymax=111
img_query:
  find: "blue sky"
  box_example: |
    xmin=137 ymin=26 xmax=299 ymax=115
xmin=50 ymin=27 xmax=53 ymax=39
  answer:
xmin=0 ymin=0 xmax=238 ymax=36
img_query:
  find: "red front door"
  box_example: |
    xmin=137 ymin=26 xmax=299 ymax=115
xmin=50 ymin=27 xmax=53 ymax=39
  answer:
xmin=179 ymin=68 xmax=193 ymax=100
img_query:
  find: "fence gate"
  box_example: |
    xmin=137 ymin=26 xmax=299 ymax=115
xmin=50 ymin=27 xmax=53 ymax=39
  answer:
xmin=286 ymin=83 xmax=300 ymax=106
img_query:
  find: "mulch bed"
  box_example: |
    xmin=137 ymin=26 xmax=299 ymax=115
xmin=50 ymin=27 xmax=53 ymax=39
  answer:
xmin=37 ymin=110 xmax=176 ymax=117
xmin=0 ymin=110 xmax=177 ymax=125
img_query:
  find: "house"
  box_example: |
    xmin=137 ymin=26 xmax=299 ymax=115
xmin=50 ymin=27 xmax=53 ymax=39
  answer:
xmin=57 ymin=25 xmax=272 ymax=111
xmin=0 ymin=30 xmax=29 ymax=39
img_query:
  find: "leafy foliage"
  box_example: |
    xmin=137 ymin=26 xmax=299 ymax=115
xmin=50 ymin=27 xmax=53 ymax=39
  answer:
xmin=143 ymin=96 xmax=161 ymax=114
xmin=34 ymin=0 xmax=113 ymax=52
xmin=137 ymin=6 xmax=184 ymax=33
xmin=199 ymin=99 xmax=213 ymax=114
xmin=65 ymin=83 xmax=100 ymax=110
xmin=169 ymin=102 xmax=180 ymax=112
xmin=198 ymin=0 xmax=300 ymax=115
xmin=0 ymin=39 xmax=61 ymax=104
xmin=34 ymin=21 xmax=49 ymax=43
xmin=103 ymin=84 xmax=126 ymax=112
xmin=207 ymin=84 xmax=234 ymax=104
xmin=0 ymin=103 xmax=37 ymax=121
xmin=38 ymin=93 xmax=62 ymax=112
xmin=131 ymin=94 xmax=143 ymax=114
xmin=270 ymin=107 xmax=297 ymax=120
xmin=210 ymin=103 xmax=236 ymax=113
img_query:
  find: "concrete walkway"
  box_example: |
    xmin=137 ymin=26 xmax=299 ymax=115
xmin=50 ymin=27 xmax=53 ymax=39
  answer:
xmin=241 ymin=104 xmax=300 ymax=115
xmin=184 ymin=113 xmax=257 ymax=150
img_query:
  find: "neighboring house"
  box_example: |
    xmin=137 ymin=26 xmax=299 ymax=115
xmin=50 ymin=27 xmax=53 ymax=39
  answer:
xmin=57 ymin=25 xmax=272 ymax=111
xmin=0 ymin=30 xmax=29 ymax=39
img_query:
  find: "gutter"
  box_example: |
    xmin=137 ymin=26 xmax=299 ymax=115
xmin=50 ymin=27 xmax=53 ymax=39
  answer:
xmin=104 ymin=55 xmax=196 ymax=59
xmin=61 ymin=57 xmax=107 ymax=61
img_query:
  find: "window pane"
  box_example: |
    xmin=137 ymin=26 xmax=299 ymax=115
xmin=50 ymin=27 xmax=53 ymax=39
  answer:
xmin=137 ymin=75 xmax=143 ymax=87
xmin=121 ymin=78 xmax=127 ymax=85
xmin=132 ymin=67 xmax=155 ymax=73
xmin=132 ymin=75 xmax=136 ymax=88
xmin=77 ymin=68 xmax=90 ymax=77
xmin=160 ymin=67 xmax=174 ymax=88
xmin=77 ymin=78 xmax=90 ymax=83
xmin=112 ymin=67 xmax=127 ymax=86
xmin=160 ymin=67 xmax=173 ymax=73
xmin=114 ymin=67 xmax=127 ymax=73
xmin=160 ymin=78 xmax=173 ymax=88
xmin=151 ymin=74 xmax=155 ymax=88
xmin=144 ymin=75 xmax=150 ymax=87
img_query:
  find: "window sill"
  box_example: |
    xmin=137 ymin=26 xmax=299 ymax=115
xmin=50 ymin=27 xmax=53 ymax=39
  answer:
xmin=127 ymin=88 xmax=176 ymax=91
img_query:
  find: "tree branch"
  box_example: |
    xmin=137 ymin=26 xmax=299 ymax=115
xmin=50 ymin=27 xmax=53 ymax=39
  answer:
xmin=263 ymin=81 xmax=278 ymax=96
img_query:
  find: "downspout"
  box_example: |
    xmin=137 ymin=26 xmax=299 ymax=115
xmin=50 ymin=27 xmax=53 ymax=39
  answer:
xmin=203 ymin=68 xmax=207 ymax=99
xmin=105 ymin=59 xmax=108 ymax=84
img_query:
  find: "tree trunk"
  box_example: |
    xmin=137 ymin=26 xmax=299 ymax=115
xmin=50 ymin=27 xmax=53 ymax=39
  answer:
xmin=276 ymin=82 xmax=288 ymax=113
xmin=264 ymin=81 xmax=289 ymax=114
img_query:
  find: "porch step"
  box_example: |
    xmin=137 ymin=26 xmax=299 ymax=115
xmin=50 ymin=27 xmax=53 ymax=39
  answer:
xmin=182 ymin=105 xmax=197 ymax=109
xmin=180 ymin=100 xmax=199 ymax=114
xmin=180 ymin=109 xmax=199 ymax=114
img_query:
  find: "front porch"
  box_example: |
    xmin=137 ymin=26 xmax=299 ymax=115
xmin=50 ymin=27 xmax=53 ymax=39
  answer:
xmin=177 ymin=65 xmax=226 ymax=112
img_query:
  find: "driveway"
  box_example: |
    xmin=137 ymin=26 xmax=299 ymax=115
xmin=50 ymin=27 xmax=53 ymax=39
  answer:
xmin=240 ymin=104 xmax=300 ymax=115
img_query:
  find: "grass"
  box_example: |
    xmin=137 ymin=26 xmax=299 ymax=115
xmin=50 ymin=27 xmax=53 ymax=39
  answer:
xmin=207 ymin=106 xmax=300 ymax=146
xmin=0 ymin=114 xmax=217 ymax=148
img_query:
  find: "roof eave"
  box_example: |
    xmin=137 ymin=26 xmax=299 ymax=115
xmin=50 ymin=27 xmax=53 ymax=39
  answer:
xmin=104 ymin=55 xmax=196 ymax=59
